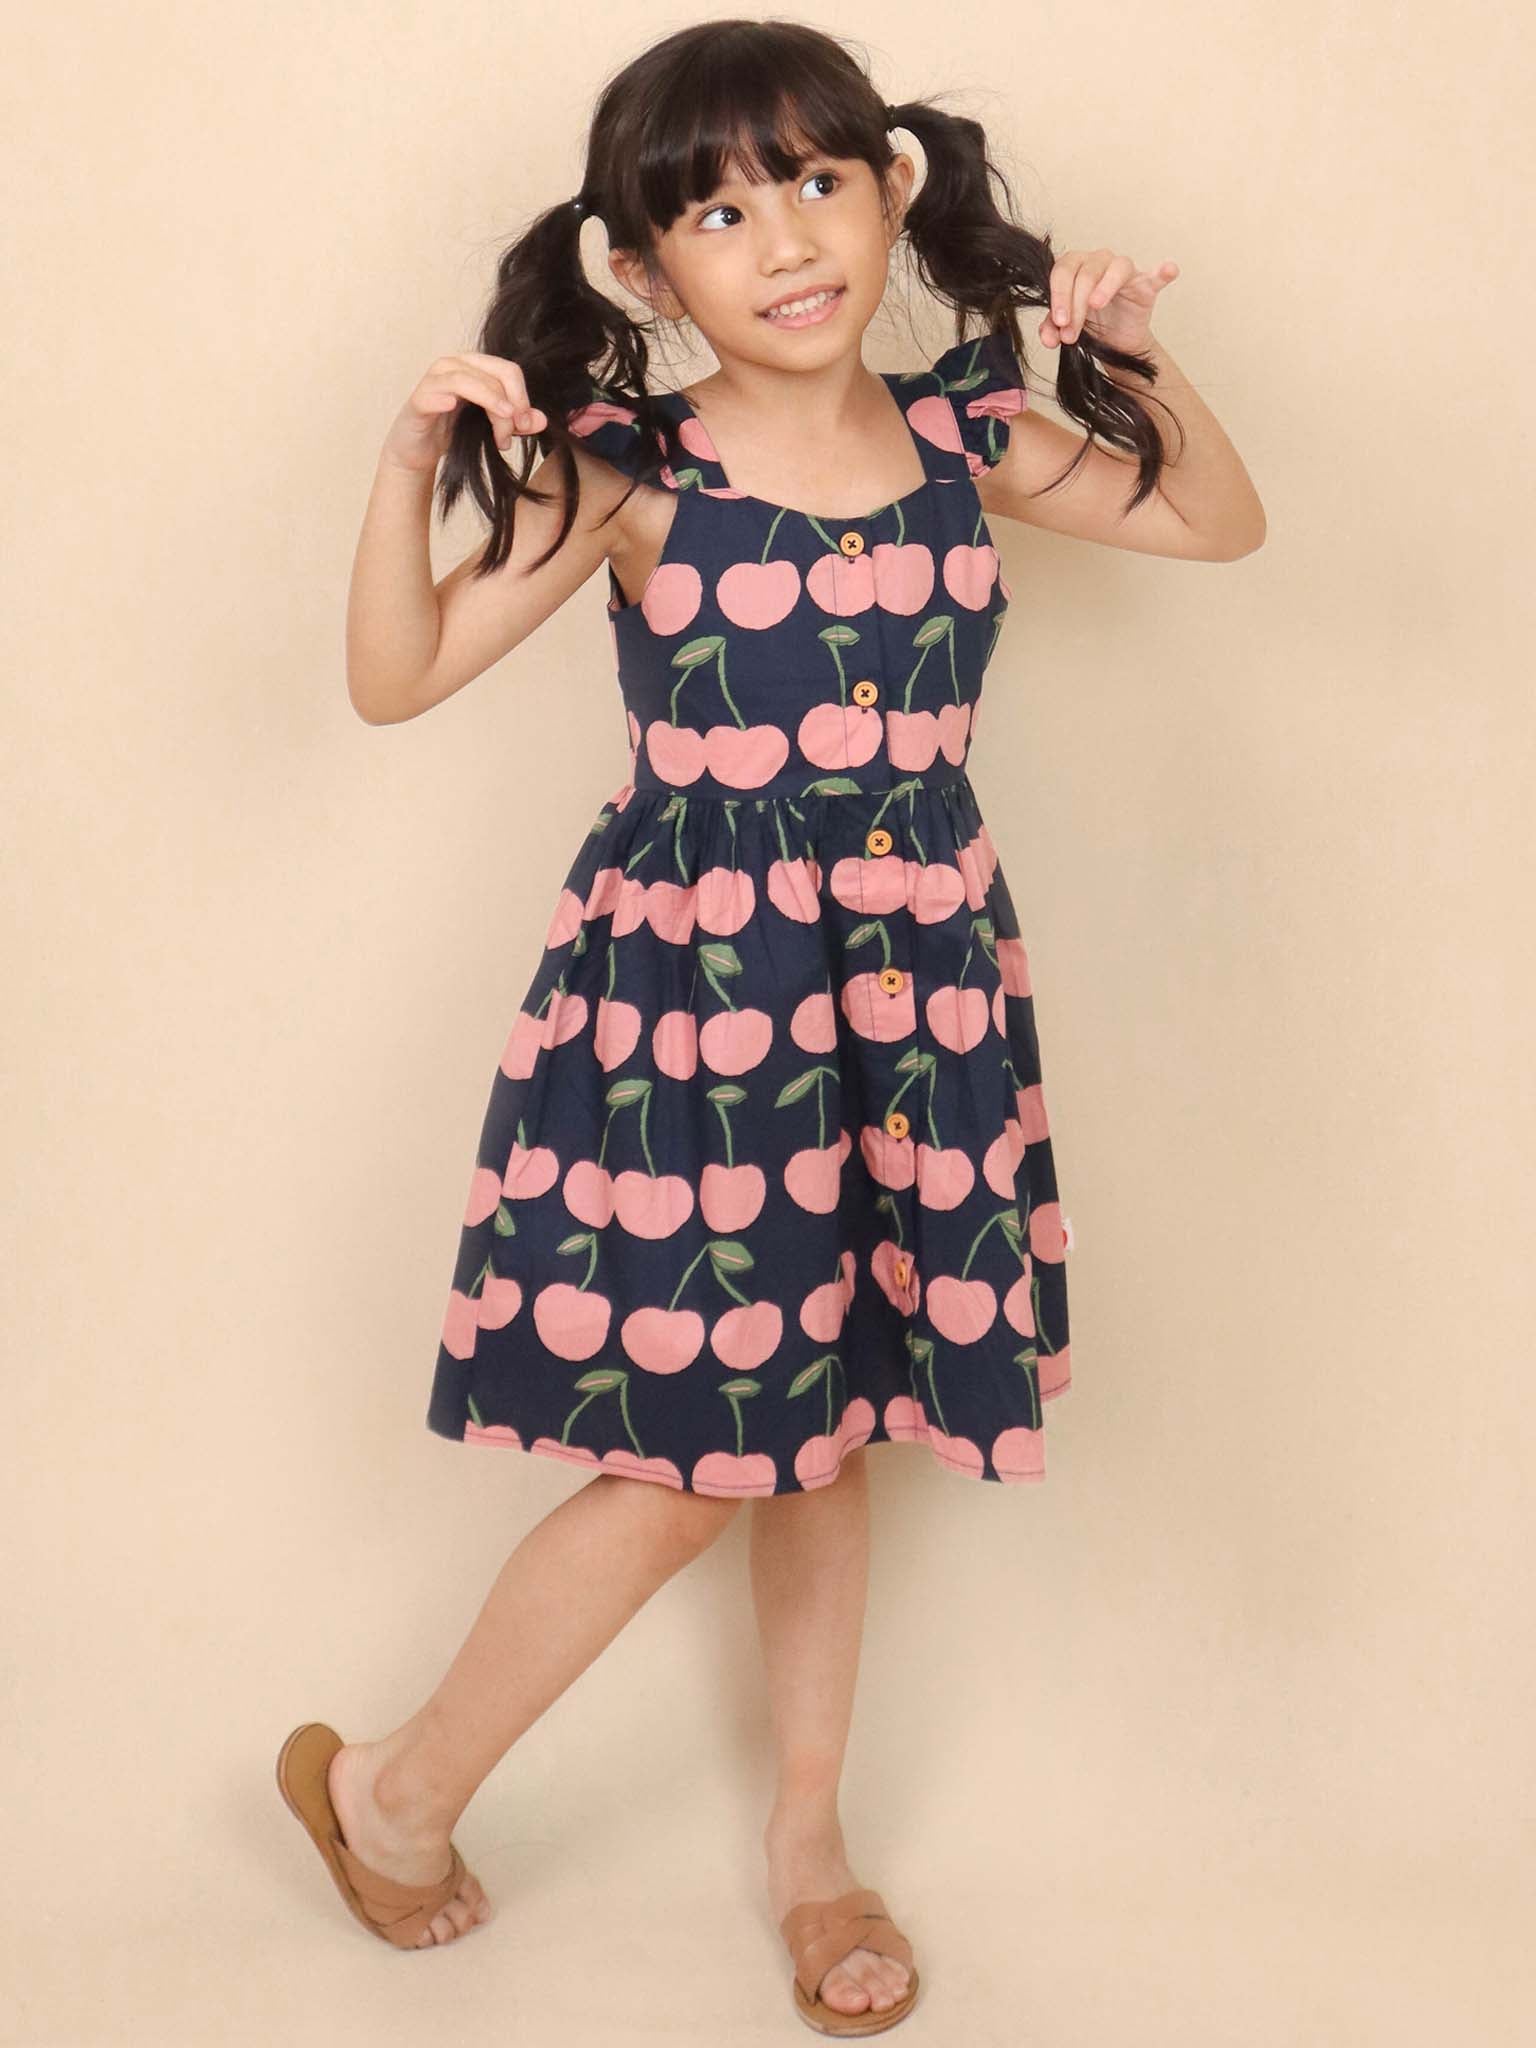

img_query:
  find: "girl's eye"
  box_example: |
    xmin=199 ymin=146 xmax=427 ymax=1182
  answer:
xmin=698 ymin=170 xmax=839 ymax=231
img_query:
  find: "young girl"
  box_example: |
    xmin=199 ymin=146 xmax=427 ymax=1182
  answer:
xmin=277 ymin=18 xmax=1264 ymax=2032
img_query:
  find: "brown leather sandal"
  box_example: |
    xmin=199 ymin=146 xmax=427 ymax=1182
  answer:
xmin=275 ymin=1721 xmax=475 ymax=1950
xmin=779 ymin=1885 xmax=921 ymax=2035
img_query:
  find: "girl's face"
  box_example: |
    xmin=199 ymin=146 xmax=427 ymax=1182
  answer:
xmin=611 ymin=149 xmax=914 ymax=372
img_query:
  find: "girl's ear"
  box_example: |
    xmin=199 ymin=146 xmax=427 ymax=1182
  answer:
xmin=883 ymin=153 xmax=916 ymax=240
xmin=608 ymin=247 xmax=688 ymax=324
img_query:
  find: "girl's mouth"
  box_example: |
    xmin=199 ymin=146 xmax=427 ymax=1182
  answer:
xmin=759 ymin=286 xmax=845 ymax=328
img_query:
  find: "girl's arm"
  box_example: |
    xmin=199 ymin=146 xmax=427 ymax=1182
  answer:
xmin=345 ymin=351 xmax=630 ymax=725
xmin=978 ymin=333 xmax=1266 ymax=562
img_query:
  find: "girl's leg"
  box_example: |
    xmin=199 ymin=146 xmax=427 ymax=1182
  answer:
xmin=748 ymin=1448 xmax=913 ymax=2018
xmin=325 ymin=1469 xmax=741 ymax=1947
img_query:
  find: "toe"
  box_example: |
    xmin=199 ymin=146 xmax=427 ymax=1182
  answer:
xmin=819 ymin=1962 xmax=871 ymax=2013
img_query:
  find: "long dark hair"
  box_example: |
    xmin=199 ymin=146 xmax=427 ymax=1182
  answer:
xmin=438 ymin=17 xmax=1170 ymax=580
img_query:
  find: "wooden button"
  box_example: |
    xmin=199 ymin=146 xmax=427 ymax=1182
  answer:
xmin=884 ymin=1109 xmax=910 ymax=1139
xmin=893 ymin=1258 xmax=910 ymax=1287
xmin=838 ymin=531 xmax=865 ymax=557
xmin=851 ymin=678 xmax=879 ymax=706
xmin=865 ymin=827 xmax=893 ymax=855
xmin=878 ymin=966 xmax=905 ymax=995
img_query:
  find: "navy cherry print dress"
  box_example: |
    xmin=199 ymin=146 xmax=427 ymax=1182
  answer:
xmin=425 ymin=328 xmax=1075 ymax=1495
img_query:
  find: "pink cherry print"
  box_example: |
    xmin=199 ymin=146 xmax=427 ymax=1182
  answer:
xmin=943 ymin=541 xmax=999 ymax=610
xmin=645 ymin=878 xmax=697 ymax=944
xmin=799 ymin=1249 xmax=857 ymax=1339
xmin=611 ymin=1169 xmax=695 ymax=1238
xmin=804 ymin=551 xmax=876 ymax=616
xmin=645 ymin=722 xmax=708 ymax=785
xmin=544 ymin=887 xmax=586 ymax=948
xmin=797 ymin=701 xmax=883 ymax=771
xmin=700 ymin=1160 xmax=767 ymax=1231
xmin=926 ymin=1273 xmax=998 ymax=1342
xmin=503 ymin=1140 xmax=559 ymax=1200
xmin=696 ymin=866 xmax=756 ymax=935
xmin=783 ymin=1133 xmax=848 ymax=1214
xmin=869 ymin=539 xmax=935 ymax=614
xmin=954 ymin=835 xmax=989 ymax=910
xmin=599 ymin=1450 xmax=685 ymax=1487
xmin=620 ymin=1305 xmax=707 ymax=1374
xmin=840 ymin=969 xmax=916 ymax=1044
xmin=1014 ymin=1081 xmax=1051 ymax=1144
xmin=1003 ymin=1264 xmax=1037 ymax=1337
xmin=1039 ymin=1346 xmax=1072 ymax=1398
xmin=642 ymin=561 xmax=703 ymax=635
xmin=766 ymin=852 xmax=823 ymax=922
xmin=991 ymin=1425 xmax=1045 ymax=1482
xmin=463 ymin=1165 xmax=503 ymax=1226
xmin=913 ymin=1143 xmax=976 ymax=1210
xmin=935 ymin=700 xmax=972 ymax=764
xmin=883 ymin=1394 xmax=929 ymax=1443
xmin=476 ymin=1273 xmax=523 ymax=1330
xmin=790 ymin=989 xmax=837 ymax=1053
xmin=692 ymin=1449 xmax=780 ymax=1497
xmin=499 ymin=1010 xmax=545 ymax=1079
xmin=593 ymin=995 xmax=642 ymax=1071
xmin=698 ymin=1007 xmax=773 ymax=1075
xmin=610 ymin=875 xmax=652 ymax=938
xmin=982 ymin=1117 xmax=1027 ymax=1198
xmin=859 ymin=1122 xmax=914 ymax=1190
xmin=925 ymin=983 xmax=991 ymax=1053
xmin=464 ymin=1419 xmax=523 ymax=1447
xmin=927 ymin=1428 xmax=986 ymax=1477
xmin=871 ymin=1240 xmax=921 ymax=1315
xmin=904 ymin=391 xmax=965 ymax=455
xmin=829 ymin=851 xmax=905 ymax=913
xmin=709 ymin=1300 xmax=784 ymax=1371
xmin=703 ymin=722 xmax=791 ymax=789
xmin=716 ymin=558 xmax=802 ymax=628
xmin=440 ymin=1288 xmax=480 ymax=1360
xmin=653 ymin=1009 xmax=699 ymax=1079
xmin=584 ymin=864 xmax=625 ymax=920
xmin=541 ymin=991 xmax=588 ymax=1048
xmin=884 ymin=708 xmax=942 ymax=771
xmin=561 ymin=1157 xmax=615 ymax=1227
xmin=906 ymin=859 xmax=968 ymax=924
xmin=531 ymin=1281 xmax=612 ymax=1360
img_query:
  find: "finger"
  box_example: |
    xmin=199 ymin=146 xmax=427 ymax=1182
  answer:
xmin=456 ymin=351 xmax=548 ymax=424
xmin=1085 ymin=255 xmax=1134 ymax=313
xmin=1048 ymin=256 xmax=1083 ymax=338
xmin=1066 ymin=251 xmax=1116 ymax=341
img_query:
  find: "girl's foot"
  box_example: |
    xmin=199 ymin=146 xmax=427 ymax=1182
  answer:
xmin=326 ymin=1737 xmax=493 ymax=1947
xmin=764 ymin=1812 xmax=913 ymax=2017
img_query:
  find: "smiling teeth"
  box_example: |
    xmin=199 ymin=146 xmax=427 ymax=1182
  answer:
xmin=764 ymin=289 xmax=839 ymax=319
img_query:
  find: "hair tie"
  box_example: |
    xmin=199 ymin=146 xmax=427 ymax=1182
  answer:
xmin=884 ymin=102 xmax=900 ymax=128
xmin=570 ymin=193 xmax=589 ymax=219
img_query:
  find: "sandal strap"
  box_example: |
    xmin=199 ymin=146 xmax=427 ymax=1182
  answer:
xmin=780 ymin=1886 xmax=914 ymax=2004
xmin=332 ymin=1835 xmax=467 ymax=1947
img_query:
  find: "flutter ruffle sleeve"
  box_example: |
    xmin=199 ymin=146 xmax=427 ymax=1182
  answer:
xmin=926 ymin=329 xmax=1030 ymax=476
xmin=562 ymin=385 xmax=654 ymax=477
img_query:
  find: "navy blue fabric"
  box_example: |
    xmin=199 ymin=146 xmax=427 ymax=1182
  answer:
xmin=425 ymin=330 xmax=1074 ymax=1494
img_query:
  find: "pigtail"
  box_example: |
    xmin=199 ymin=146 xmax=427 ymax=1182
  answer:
xmin=436 ymin=192 xmax=669 ymax=581
xmin=894 ymin=100 xmax=1172 ymax=512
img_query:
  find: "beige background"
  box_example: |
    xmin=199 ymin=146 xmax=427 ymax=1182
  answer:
xmin=6 ymin=0 xmax=1534 ymax=2041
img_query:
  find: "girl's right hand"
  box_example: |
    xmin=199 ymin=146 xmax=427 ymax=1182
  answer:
xmin=381 ymin=352 xmax=550 ymax=474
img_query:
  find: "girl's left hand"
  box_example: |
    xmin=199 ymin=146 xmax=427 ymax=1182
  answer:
xmin=1041 ymin=249 xmax=1179 ymax=352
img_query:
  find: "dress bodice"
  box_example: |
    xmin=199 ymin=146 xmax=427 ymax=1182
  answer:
xmin=564 ymin=330 xmax=1029 ymax=803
